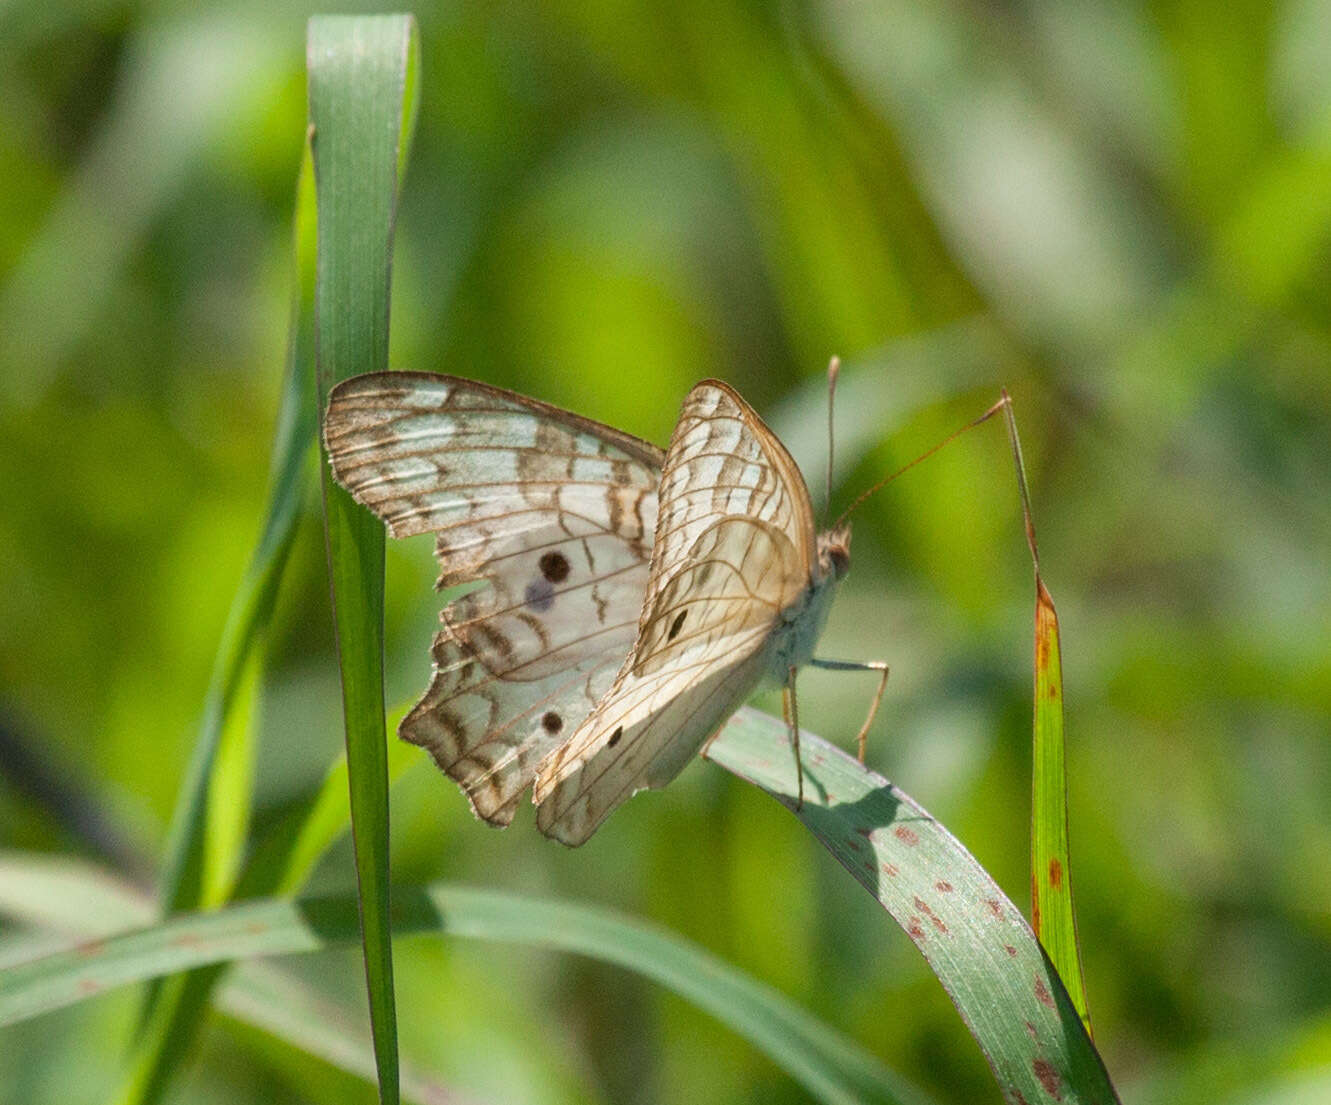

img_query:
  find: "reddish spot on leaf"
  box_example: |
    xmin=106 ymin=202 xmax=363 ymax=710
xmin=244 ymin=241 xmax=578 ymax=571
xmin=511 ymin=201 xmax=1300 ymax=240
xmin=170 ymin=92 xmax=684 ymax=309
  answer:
xmin=1034 ymin=976 xmax=1055 ymax=1009
xmin=1005 ymin=944 xmax=1018 ymax=957
xmin=913 ymin=895 xmax=949 ymax=935
xmin=78 ymin=978 xmax=100 ymax=995
xmin=171 ymin=932 xmax=205 ymax=948
xmin=986 ymin=898 xmax=1004 ymax=920
xmin=1032 ymin=1058 xmax=1062 ymax=1099
xmin=76 ymin=939 xmax=106 ymax=958
xmin=1024 ymin=1020 xmax=1039 ymax=1040
xmin=893 ymin=826 xmax=919 ymax=847
xmin=1048 ymin=857 xmax=1063 ymax=890
xmin=907 ymin=917 xmax=926 ymax=942
xmin=1032 ymin=900 xmax=1042 ymax=932
xmin=935 ymin=880 xmax=954 ymax=893
xmin=1045 ymin=679 xmax=1060 ymax=701
xmin=855 ymin=825 xmax=873 ymax=838
xmin=1012 ymin=1093 xmax=1031 ymax=1105
xmin=881 ymin=862 xmax=899 ymax=877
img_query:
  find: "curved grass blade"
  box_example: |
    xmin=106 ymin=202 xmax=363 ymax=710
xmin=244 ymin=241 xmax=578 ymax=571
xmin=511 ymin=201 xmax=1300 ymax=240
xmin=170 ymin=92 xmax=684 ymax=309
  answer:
xmin=216 ymin=965 xmax=481 ymax=1105
xmin=0 ymin=855 xmax=470 ymax=1105
xmin=309 ymin=15 xmax=420 ymax=1105
xmin=705 ymin=708 xmax=1121 ymax=1105
xmin=0 ymin=859 xmax=930 ymax=1105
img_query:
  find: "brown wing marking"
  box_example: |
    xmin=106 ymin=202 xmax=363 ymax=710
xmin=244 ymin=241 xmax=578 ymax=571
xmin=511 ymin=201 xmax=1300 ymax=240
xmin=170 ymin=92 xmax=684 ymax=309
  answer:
xmin=323 ymin=372 xmax=665 ymax=823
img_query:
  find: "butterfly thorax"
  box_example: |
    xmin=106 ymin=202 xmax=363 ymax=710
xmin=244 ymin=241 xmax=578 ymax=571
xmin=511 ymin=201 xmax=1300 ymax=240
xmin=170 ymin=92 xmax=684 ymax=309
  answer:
xmin=762 ymin=524 xmax=851 ymax=685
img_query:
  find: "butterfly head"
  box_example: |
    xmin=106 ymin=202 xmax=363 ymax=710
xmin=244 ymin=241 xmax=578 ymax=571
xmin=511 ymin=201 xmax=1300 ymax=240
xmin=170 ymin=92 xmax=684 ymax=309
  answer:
xmin=817 ymin=523 xmax=852 ymax=581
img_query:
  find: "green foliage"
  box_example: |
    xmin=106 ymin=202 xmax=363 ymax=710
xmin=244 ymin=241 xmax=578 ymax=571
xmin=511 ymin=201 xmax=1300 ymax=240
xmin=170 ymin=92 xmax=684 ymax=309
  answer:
xmin=2 ymin=3 xmax=1329 ymax=1104
xmin=309 ymin=15 xmax=420 ymax=1104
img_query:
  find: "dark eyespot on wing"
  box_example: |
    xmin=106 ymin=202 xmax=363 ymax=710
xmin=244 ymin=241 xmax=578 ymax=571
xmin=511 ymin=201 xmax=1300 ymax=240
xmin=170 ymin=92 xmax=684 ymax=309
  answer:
xmin=542 ymin=711 xmax=563 ymax=734
xmin=667 ymin=610 xmax=687 ymax=641
xmin=539 ymin=550 xmax=571 ymax=582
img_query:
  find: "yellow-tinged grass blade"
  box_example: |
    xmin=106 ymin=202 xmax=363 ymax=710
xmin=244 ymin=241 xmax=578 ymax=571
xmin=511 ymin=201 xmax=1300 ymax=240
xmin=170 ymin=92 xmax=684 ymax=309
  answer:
xmin=999 ymin=392 xmax=1094 ymax=1034
xmin=1031 ymin=579 xmax=1092 ymax=1034
xmin=309 ymin=15 xmax=420 ymax=1105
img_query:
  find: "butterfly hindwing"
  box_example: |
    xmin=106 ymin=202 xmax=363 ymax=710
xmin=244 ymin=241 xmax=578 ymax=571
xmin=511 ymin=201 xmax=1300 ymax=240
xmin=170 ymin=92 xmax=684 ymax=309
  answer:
xmin=323 ymin=372 xmax=665 ymax=824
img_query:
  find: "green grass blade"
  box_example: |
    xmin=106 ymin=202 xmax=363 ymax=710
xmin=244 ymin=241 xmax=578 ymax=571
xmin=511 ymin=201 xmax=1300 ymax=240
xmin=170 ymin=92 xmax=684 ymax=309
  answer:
xmin=0 ymin=857 xmax=462 ymax=1105
xmin=308 ymin=15 xmax=420 ymax=1105
xmin=0 ymin=859 xmax=929 ymax=1105
xmin=999 ymin=393 xmax=1094 ymax=1035
xmin=111 ymin=706 xmax=417 ymax=1105
xmin=1031 ymin=580 xmax=1092 ymax=1035
xmin=109 ymin=134 xmax=323 ymax=1105
xmin=152 ymin=164 xmax=318 ymax=920
xmin=214 ymin=966 xmax=471 ymax=1105
xmin=705 ymin=708 xmax=1120 ymax=1105
xmin=261 ymin=728 xmax=419 ymax=900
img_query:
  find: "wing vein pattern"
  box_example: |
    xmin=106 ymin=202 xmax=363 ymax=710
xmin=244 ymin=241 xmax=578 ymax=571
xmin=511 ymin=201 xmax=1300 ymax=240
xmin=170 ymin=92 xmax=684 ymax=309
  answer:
xmin=324 ymin=372 xmax=664 ymax=825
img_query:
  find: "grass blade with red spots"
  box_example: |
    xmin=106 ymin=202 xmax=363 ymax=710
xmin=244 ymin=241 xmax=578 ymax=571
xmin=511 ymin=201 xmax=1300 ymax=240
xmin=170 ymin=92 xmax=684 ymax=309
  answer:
xmin=706 ymin=708 xmax=1120 ymax=1105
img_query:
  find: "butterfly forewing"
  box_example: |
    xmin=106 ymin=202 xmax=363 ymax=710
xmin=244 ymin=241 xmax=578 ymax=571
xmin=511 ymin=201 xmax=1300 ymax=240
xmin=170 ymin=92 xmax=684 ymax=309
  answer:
xmin=323 ymin=372 xmax=664 ymax=824
xmin=533 ymin=381 xmax=818 ymax=845
xmin=642 ymin=381 xmax=817 ymax=617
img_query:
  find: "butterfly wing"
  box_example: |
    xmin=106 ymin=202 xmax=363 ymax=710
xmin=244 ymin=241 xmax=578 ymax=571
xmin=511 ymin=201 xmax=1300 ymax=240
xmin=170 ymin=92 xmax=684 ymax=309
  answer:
xmin=534 ymin=380 xmax=818 ymax=845
xmin=323 ymin=372 xmax=664 ymax=824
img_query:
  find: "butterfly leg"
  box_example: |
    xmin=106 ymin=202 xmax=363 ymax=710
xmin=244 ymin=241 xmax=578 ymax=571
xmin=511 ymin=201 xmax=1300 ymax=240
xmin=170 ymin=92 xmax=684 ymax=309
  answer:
xmin=808 ymin=658 xmax=889 ymax=763
xmin=784 ymin=666 xmax=804 ymax=810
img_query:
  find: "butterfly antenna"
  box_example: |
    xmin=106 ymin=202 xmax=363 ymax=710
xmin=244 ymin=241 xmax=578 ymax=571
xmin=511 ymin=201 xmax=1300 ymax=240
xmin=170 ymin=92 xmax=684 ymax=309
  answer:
xmin=825 ymin=355 xmax=839 ymax=520
xmin=832 ymin=392 xmax=1012 ymax=531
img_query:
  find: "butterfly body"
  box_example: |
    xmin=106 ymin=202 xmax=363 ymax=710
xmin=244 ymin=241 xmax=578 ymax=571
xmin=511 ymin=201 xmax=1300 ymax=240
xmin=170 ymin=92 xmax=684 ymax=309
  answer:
xmin=762 ymin=526 xmax=850 ymax=687
xmin=324 ymin=372 xmax=852 ymax=845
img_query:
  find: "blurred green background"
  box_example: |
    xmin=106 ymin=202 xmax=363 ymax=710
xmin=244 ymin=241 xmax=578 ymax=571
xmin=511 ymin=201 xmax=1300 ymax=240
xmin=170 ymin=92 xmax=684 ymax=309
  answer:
xmin=2 ymin=1 xmax=1329 ymax=1102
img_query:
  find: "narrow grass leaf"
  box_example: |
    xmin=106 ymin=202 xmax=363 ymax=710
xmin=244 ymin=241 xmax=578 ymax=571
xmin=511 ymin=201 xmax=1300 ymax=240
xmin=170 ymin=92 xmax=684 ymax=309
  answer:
xmin=0 ymin=859 xmax=928 ymax=1105
xmin=215 ymin=967 xmax=476 ymax=1105
xmin=999 ymin=393 xmax=1094 ymax=1034
xmin=309 ymin=15 xmax=420 ymax=1105
xmin=706 ymin=708 xmax=1120 ymax=1105
xmin=203 ymin=649 xmax=260 ymax=906
xmin=111 ymin=133 xmax=322 ymax=1105
xmin=0 ymin=856 xmax=465 ymax=1105
xmin=1031 ymin=579 xmax=1092 ymax=1035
